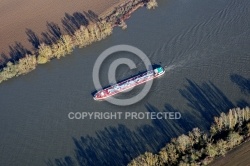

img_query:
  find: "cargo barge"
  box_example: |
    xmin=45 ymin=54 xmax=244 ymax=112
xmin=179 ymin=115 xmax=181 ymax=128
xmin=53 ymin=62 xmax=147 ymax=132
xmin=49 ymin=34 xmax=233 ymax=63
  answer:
xmin=93 ymin=66 xmax=165 ymax=100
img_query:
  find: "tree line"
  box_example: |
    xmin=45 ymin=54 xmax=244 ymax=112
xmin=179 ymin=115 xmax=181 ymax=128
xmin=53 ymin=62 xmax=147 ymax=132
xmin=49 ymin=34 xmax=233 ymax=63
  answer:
xmin=0 ymin=20 xmax=112 ymax=83
xmin=0 ymin=0 xmax=158 ymax=84
xmin=128 ymin=107 xmax=250 ymax=166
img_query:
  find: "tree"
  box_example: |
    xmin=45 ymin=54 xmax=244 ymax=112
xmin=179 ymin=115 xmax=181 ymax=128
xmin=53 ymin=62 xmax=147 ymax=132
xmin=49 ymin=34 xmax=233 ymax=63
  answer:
xmin=247 ymin=123 xmax=250 ymax=137
xmin=245 ymin=107 xmax=250 ymax=121
xmin=88 ymin=24 xmax=99 ymax=42
xmin=74 ymin=29 xmax=86 ymax=48
xmin=175 ymin=134 xmax=192 ymax=153
xmin=210 ymin=124 xmax=218 ymax=136
xmin=128 ymin=152 xmax=161 ymax=166
xmin=228 ymin=109 xmax=233 ymax=129
xmin=128 ymin=107 xmax=250 ymax=166
xmin=188 ymin=128 xmax=201 ymax=144
xmin=0 ymin=62 xmax=16 ymax=80
xmin=147 ymin=0 xmax=158 ymax=10
xmin=17 ymin=54 xmax=37 ymax=74
xmin=166 ymin=143 xmax=179 ymax=164
xmin=81 ymin=26 xmax=91 ymax=45
xmin=37 ymin=43 xmax=52 ymax=64
xmin=103 ymin=22 xmax=113 ymax=36
xmin=216 ymin=139 xmax=227 ymax=156
xmin=214 ymin=116 xmax=223 ymax=132
xmin=227 ymin=131 xmax=243 ymax=149
xmin=205 ymin=143 xmax=218 ymax=158
xmin=61 ymin=35 xmax=74 ymax=54
xmin=159 ymin=148 xmax=168 ymax=164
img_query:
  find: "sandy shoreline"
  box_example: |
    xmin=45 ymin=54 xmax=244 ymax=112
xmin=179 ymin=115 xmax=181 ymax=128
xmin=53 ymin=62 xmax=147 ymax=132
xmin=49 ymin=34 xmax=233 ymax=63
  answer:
xmin=0 ymin=0 xmax=124 ymax=57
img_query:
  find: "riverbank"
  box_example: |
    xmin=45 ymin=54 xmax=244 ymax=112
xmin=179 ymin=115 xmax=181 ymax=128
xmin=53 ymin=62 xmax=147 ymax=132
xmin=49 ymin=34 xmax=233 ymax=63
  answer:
xmin=0 ymin=0 xmax=158 ymax=83
xmin=209 ymin=139 xmax=250 ymax=166
xmin=128 ymin=107 xmax=250 ymax=165
xmin=0 ymin=0 xmax=120 ymax=54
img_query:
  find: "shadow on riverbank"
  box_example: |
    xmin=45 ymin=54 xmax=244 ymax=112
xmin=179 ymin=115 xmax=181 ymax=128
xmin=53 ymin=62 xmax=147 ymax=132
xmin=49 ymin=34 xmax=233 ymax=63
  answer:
xmin=0 ymin=10 xmax=95 ymax=68
xmin=45 ymin=78 xmax=250 ymax=166
xmin=0 ymin=0 xmax=152 ymax=85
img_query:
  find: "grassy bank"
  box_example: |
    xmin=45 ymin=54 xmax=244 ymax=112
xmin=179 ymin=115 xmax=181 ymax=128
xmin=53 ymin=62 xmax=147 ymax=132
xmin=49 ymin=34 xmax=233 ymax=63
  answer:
xmin=0 ymin=0 xmax=158 ymax=84
xmin=128 ymin=107 xmax=250 ymax=166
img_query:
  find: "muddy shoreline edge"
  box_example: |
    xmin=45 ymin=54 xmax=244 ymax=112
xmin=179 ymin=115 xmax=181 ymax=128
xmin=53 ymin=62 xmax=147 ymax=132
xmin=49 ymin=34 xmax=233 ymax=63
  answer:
xmin=0 ymin=0 xmax=158 ymax=84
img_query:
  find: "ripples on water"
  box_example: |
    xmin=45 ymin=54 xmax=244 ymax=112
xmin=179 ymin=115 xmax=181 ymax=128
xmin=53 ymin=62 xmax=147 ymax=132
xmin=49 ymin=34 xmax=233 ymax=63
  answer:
xmin=0 ymin=0 xmax=250 ymax=165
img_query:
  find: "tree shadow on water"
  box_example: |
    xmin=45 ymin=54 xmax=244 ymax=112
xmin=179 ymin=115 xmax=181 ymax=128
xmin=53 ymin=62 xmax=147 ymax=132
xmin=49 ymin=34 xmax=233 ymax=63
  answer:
xmin=230 ymin=74 xmax=250 ymax=95
xmin=46 ymin=80 xmax=237 ymax=166
xmin=236 ymin=99 xmax=250 ymax=108
xmin=46 ymin=106 xmax=185 ymax=166
xmin=45 ymin=156 xmax=75 ymax=166
xmin=179 ymin=79 xmax=234 ymax=124
xmin=71 ymin=118 xmax=182 ymax=166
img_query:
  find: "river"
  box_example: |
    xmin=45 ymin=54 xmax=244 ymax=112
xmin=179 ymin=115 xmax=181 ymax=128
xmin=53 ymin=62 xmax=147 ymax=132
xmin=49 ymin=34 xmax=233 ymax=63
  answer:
xmin=0 ymin=0 xmax=250 ymax=165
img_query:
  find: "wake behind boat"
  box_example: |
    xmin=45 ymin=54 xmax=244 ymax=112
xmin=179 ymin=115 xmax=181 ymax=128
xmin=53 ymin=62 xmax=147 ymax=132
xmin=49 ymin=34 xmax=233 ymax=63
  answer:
xmin=93 ymin=66 xmax=165 ymax=100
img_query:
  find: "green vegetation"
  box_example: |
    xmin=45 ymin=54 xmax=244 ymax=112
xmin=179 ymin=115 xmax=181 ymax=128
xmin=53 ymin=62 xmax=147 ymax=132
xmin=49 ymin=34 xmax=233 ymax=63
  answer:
xmin=128 ymin=107 xmax=250 ymax=166
xmin=0 ymin=0 xmax=156 ymax=84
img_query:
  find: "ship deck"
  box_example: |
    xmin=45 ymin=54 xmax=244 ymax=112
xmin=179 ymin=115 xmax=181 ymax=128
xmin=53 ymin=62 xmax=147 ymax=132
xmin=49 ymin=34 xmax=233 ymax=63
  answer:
xmin=94 ymin=68 xmax=165 ymax=100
